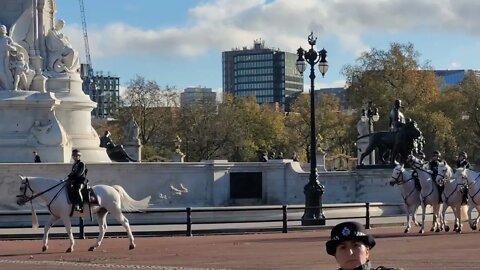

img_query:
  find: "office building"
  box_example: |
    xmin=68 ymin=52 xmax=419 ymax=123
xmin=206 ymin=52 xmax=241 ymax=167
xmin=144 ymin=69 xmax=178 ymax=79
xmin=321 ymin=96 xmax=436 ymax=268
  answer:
xmin=180 ymin=87 xmax=217 ymax=107
xmin=81 ymin=64 xmax=120 ymax=118
xmin=222 ymin=39 xmax=303 ymax=109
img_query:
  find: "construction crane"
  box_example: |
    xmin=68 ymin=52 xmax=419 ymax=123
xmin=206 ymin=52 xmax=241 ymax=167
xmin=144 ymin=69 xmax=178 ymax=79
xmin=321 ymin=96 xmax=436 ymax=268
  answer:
xmin=79 ymin=0 xmax=93 ymax=77
xmin=79 ymin=0 xmax=99 ymax=117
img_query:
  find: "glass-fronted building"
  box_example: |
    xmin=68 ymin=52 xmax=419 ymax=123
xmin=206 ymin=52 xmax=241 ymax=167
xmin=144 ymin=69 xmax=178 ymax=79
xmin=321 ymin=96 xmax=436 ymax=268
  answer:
xmin=80 ymin=64 xmax=120 ymax=118
xmin=222 ymin=40 xmax=303 ymax=109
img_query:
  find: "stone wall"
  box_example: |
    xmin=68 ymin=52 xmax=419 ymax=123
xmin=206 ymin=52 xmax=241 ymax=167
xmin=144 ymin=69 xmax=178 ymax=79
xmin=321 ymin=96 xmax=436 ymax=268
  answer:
xmin=0 ymin=161 xmax=402 ymax=211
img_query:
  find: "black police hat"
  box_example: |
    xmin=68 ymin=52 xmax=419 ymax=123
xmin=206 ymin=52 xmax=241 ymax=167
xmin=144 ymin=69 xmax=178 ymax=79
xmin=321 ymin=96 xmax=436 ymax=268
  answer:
xmin=326 ymin=221 xmax=376 ymax=256
xmin=72 ymin=149 xmax=82 ymax=156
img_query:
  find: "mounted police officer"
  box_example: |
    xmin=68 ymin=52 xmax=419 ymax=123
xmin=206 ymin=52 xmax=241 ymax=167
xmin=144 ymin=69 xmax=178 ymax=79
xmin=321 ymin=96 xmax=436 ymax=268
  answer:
xmin=456 ymin=151 xmax=470 ymax=205
xmin=428 ymin=150 xmax=444 ymax=201
xmin=389 ymin=99 xmax=405 ymax=132
xmin=326 ymin=221 xmax=402 ymax=270
xmin=68 ymin=149 xmax=87 ymax=212
xmin=456 ymin=151 xmax=470 ymax=169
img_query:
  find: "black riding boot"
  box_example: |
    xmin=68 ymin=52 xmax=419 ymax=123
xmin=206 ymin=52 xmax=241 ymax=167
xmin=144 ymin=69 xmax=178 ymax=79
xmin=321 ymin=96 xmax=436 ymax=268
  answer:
xmin=73 ymin=184 xmax=84 ymax=212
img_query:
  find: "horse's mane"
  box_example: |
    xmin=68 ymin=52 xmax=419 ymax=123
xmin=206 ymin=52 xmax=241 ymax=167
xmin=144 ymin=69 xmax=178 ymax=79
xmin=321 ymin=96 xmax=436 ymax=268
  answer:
xmin=28 ymin=176 xmax=63 ymax=185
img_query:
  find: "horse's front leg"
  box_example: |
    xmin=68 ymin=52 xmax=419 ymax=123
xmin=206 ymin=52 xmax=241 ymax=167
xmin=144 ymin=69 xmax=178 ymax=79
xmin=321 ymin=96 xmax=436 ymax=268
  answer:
xmin=419 ymin=202 xmax=426 ymax=234
xmin=405 ymin=206 xmax=411 ymax=233
xmin=432 ymin=204 xmax=441 ymax=232
xmin=42 ymin=215 xmax=59 ymax=252
xmin=467 ymin=202 xmax=480 ymax=231
xmin=61 ymin=216 xmax=75 ymax=253
xmin=441 ymin=203 xmax=449 ymax=232
xmin=455 ymin=206 xmax=462 ymax=233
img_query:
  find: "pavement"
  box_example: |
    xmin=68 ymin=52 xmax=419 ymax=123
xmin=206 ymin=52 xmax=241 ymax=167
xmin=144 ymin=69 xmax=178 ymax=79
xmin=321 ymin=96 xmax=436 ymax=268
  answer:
xmin=1 ymin=224 xmax=480 ymax=270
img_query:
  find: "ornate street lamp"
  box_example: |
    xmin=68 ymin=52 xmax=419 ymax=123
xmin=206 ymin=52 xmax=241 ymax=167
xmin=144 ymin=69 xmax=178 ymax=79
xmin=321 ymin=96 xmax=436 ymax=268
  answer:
xmin=296 ymin=32 xmax=328 ymax=225
xmin=361 ymin=101 xmax=379 ymax=164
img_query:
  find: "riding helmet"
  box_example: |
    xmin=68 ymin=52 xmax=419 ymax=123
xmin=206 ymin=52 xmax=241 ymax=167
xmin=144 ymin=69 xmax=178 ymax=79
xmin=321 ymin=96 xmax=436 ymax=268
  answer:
xmin=459 ymin=151 xmax=467 ymax=159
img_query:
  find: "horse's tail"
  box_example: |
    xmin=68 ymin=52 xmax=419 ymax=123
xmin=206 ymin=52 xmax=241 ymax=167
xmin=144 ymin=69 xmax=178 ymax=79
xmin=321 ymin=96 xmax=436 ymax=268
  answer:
xmin=112 ymin=185 xmax=151 ymax=212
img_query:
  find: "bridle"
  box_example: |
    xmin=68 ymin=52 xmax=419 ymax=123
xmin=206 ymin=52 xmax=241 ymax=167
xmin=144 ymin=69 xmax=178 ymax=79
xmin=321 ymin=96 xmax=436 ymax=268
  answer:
xmin=391 ymin=167 xmax=412 ymax=185
xmin=16 ymin=178 xmax=35 ymax=205
xmin=16 ymin=177 xmax=66 ymax=206
xmin=391 ymin=167 xmax=417 ymax=203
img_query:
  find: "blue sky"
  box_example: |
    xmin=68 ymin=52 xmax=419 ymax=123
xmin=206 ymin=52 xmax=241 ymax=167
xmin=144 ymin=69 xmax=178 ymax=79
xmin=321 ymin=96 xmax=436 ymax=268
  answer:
xmin=56 ymin=0 xmax=480 ymax=94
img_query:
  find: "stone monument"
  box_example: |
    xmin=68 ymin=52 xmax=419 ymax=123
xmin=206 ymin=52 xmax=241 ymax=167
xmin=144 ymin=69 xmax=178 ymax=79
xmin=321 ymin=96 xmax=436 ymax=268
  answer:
xmin=171 ymin=135 xmax=185 ymax=162
xmin=123 ymin=117 xmax=141 ymax=162
xmin=0 ymin=0 xmax=110 ymax=162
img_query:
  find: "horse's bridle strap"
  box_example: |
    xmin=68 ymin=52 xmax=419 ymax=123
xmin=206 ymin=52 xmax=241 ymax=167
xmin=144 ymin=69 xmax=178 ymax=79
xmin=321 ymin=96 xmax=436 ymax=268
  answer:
xmin=20 ymin=179 xmax=66 ymax=203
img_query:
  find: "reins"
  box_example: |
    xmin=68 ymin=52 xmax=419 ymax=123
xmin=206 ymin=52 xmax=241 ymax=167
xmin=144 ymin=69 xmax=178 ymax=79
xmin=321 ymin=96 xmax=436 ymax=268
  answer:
xmin=391 ymin=168 xmax=417 ymax=203
xmin=18 ymin=178 xmax=66 ymax=204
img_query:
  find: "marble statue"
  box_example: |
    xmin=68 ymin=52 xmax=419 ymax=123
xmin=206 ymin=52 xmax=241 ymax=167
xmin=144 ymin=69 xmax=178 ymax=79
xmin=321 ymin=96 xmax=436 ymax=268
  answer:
xmin=46 ymin=19 xmax=80 ymax=74
xmin=124 ymin=117 xmax=140 ymax=144
xmin=0 ymin=24 xmax=16 ymax=90
xmin=10 ymin=51 xmax=32 ymax=90
xmin=0 ymin=0 xmax=111 ymax=162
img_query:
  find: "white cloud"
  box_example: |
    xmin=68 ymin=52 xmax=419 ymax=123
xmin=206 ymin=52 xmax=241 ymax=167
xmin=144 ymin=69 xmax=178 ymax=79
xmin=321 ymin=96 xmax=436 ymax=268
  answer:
xmin=63 ymin=0 xmax=480 ymax=63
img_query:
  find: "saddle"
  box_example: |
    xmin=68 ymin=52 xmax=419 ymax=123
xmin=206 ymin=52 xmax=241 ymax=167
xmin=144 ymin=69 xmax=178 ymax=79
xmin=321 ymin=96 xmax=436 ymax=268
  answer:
xmin=67 ymin=181 xmax=99 ymax=215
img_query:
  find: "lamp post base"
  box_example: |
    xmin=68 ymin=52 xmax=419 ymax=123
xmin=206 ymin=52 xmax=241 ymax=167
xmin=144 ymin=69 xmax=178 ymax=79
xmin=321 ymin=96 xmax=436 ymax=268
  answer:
xmin=301 ymin=216 xmax=326 ymax=226
xmin=301 ymin=181 xmax=325 ymax=226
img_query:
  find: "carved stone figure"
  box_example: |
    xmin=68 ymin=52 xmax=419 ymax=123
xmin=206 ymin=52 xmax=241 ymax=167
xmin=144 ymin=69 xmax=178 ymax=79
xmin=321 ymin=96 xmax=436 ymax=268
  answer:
xmin=0 ymin=24 xmax=16 ymax=90
xmin=45 ymin=19 xmax=80 ymax=73
xmin=389 ymin=99 xmax=406 ymax=132
xmin=28 ymin=119 xmax=66 ymax=146
xmin=124 ymin=117 xmax=140 ymax=144
xmin=9 ymin=51 xmax=30 ymax=90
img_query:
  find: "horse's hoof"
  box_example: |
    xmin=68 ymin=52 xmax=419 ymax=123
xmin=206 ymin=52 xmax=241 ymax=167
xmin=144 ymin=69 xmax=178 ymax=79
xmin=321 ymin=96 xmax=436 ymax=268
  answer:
xmin=445 ymin=226 xmax=450 ymax=232
xmin=435 ymin=228 xmax=441 ymax=233
xmin=430 ymin=228 xmax=434 ymax=232
xmin=129 ymin=244 xmax=136 ymax=250
xmin=404 ymin=228 xmax=409 ymax=233
xmin=66 ymin=248 xmax=73 ymax=253
xmin=473 ymin=225 xmax=478 ymax=230
xmin=88 ymin=246 xmax=96 ymax=252
xmin=419 ymin=229 xmax=424 ymax=234
xmin=42 ymin=246 xmax=47 ymax=252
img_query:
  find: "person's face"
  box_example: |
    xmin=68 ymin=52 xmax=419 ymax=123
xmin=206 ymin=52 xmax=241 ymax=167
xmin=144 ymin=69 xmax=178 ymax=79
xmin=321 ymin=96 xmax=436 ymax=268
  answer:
xmin=433 ymin=154 xmax=439 ymax=160
xmin=334 ymin=240 xmax=370 ymax=270
xmin=72 ymin=154 xmax=81 ymax=161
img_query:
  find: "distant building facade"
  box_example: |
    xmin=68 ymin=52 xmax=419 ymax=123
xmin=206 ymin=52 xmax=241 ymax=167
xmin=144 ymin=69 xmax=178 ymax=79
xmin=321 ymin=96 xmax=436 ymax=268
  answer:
xmin=222 ymin=40 xmax=303 ymax=109
xmin=434 ymin=69 xmax=480 ymax=90
xmin=81 ymin=64 xmax=120 ymax=118
xmin=180 ymin=87 xmax=217 ymax=107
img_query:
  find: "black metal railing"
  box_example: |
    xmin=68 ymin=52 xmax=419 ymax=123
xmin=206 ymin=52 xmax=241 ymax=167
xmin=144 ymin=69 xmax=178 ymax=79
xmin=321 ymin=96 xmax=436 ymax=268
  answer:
xmin=0 ymin=202 xmax=408 ymax=239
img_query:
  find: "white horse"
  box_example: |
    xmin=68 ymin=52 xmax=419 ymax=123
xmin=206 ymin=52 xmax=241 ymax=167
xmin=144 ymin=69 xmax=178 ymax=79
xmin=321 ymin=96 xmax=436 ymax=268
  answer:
xmin=389 ymin=164 xmax=421 ymax=233
xmin=407 ymin=155 xmax=442 ymax=233
xmin=455 ymin=168 xmax=480 ymax=230
xmin=16 ymin=176 xmax=150 ymax=253
xmin=436 ymin=161 xmax=466 ymax=233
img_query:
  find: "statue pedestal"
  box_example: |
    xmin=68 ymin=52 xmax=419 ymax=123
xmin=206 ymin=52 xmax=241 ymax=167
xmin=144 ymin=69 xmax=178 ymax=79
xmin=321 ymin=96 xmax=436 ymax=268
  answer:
xmin=124 ymin=142 xmax=141 ymax=162
xmin=357 ymin=137 xmax=375 ymax=165
xmin=171 ymin=152 xmax=185 ymax=162
xmin=0 ymin=91 xmax=69 ymax=162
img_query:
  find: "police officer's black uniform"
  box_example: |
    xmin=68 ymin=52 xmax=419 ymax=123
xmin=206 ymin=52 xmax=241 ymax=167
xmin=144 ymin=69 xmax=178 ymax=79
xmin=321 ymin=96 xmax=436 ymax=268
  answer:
xmin=456 ymin=151 xmax=470 ymax=205
xmin=68 ymin=149 xmax=87 ymax=211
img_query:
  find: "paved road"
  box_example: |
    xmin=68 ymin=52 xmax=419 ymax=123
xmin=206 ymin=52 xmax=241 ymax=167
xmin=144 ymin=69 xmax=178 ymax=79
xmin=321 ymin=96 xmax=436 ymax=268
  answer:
xmin=1 ymin=224 xmax=480 ymax=270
